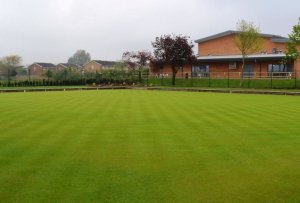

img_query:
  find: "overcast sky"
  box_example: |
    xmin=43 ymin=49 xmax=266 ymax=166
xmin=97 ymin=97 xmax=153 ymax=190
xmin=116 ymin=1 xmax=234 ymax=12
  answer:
xmin=0 ymin=0 xmax=299 ymax=65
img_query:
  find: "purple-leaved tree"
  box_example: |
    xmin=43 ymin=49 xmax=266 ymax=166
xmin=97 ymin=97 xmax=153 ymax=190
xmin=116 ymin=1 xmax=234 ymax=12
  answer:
xmin=122 ymin=51 xmax=152 ymax=83
xmin=152 ymin=34 xmax=196 ymax=85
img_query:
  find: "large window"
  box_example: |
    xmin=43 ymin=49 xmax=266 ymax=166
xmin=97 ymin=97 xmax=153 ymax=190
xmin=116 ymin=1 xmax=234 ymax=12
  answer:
xmin=192 ymin=65 xmax=209 ymax=77
xmin=267 ymin=64 xmax=291 ymax=77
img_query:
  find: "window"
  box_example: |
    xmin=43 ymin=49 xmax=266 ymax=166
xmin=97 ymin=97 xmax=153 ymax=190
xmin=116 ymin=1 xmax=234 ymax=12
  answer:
xmin=192 ymin=65 xmax=209 ymax=77
xmin=268 ymin=64 xmax=291 ymax=77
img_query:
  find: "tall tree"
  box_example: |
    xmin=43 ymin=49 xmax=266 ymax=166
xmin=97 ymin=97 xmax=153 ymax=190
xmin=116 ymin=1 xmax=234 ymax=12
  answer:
xmin=122 ymin=51 xmax=152 ymax=82
xmin=234 ymin=20 xmax=262 ymax=86
xmin=68 ymin=50 xmax=91 ymax=66
xmin=152 ymin=34 xmax=196 ymax=85
xmin=285 ymin=17 xmax=300 ymax=61
xmin=0 ymin=55 xmax=22 ymax=82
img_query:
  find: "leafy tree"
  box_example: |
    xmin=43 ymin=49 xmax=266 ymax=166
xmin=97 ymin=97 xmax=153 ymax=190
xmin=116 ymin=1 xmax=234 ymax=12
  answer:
xmin=234 ymin=20 xmax=262 ymax=86
xmin=285 ymin=17 xmax=300 ymax=61
xmin=122 ymin=51 xmax=152 ymax=82
xmin=43 ymin=69 xmax=53 ymax=81
xmin=0 ymin=55 xmax=22 ymax=82
xmin=113 ymin=61 xmax=128 ymax=70
xmin=68 ymin=50 xmax=91 ymax=66
xmin=17 ymin=67 xmax=27 ymax=76
xmin=53 ymin=68 xmax=80 ymax=81
xmin=152 ymin=34 xmax=195 ymax=85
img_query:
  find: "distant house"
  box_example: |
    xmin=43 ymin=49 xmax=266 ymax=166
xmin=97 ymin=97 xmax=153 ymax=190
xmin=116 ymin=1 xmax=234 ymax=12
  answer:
xmin=56 ymin=63 xmax=82 ymax=72
xmin=28 ymin=63 xmax=56 ymax=76
xmin=83 ymin=60 xmax=116 ymax=72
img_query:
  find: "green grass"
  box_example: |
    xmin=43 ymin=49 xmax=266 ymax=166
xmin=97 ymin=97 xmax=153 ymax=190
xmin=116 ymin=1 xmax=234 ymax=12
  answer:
xmin=0 ymin=85 xmax=86 ymax=90
xmin=0 ymin=90 xmax=299 ymax=202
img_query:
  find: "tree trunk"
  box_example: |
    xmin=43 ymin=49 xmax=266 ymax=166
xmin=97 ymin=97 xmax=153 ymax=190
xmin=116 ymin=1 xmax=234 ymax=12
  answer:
xmin=240 ymin=57 xmax=245 ymax=87
xmin=138 ymin=67 xmax=142 ymax=83
xmin=172 ymin=72 xmax=176 ymax=86
xmin=7 ymin=68 xmax=10 ymax=84
xmin=172 ymin=66 xmax=178 ymax=86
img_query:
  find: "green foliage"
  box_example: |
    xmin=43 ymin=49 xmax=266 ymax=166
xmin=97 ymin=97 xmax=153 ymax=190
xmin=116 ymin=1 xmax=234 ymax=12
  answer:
xmin=147 ymin=77 xmax=300 ymax=89
xmin=285 ymin=17 xmax=300 ymax=61
xmin=0 ymin=55 xmax=22 ymax=81
xmin=113 ymin=61 xmax=128 ymax=70
xmin=67 ymin=49 xmax=91 ymax=66
xmin=234 ymin=20 xmax=262 ymax=86
xmin=53 ymin=68 xmax=81 ymax=81
xmin=43 ymin=69 xmax=53 ymax=80
xmin=101 ymin=69 xmax=129 ymax=80
xmin=234 ymin=20 xmax=262 ymax=56
xmin=16 ymin=67 xmax=27 ymax=76
xmin=122 ymin=51 xmax=152 ymax=83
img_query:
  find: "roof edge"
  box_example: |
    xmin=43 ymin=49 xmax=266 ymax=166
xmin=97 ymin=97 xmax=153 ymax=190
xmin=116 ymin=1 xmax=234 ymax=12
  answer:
xmin=195 ymin=30 xmax=288 ymax=44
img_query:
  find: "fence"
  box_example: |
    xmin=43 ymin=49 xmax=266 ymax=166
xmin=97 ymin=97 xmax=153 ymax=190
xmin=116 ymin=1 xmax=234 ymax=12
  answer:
xmin=146 ymin=72 xmax=300 ymax=89
xmin=0 ymin=72 xmax=299 ymax=89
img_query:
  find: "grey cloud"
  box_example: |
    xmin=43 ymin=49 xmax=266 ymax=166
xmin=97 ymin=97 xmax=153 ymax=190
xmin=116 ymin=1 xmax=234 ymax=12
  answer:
xmin=0 ymin=0 xmax=299 ymax=65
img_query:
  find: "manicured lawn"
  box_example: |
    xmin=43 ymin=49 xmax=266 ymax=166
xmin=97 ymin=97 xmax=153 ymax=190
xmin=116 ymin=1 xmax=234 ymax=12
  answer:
xmin=0 ymin=90 xmax=299 ymax=202
xmin=0 ymin=85 xmax=86 ymax=90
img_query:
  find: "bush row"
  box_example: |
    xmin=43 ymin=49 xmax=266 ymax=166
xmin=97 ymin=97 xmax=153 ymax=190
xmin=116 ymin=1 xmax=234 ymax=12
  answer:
xmin=0 ymin=77 xmax=144 ymax=87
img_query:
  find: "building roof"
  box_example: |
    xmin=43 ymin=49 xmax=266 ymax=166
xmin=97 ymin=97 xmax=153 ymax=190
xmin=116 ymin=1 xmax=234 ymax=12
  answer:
xmin=94 ymin=60 xmax=116 ymax=66
xmin=58 ymin=63 xmax=82 ymax=69
xmin=195 ymin=30 xmax=289 ymax=43
xmin=34 ymin=63 xmax=56 ymax=68
xmin=197 ymin=53 xmax=286 ymax=62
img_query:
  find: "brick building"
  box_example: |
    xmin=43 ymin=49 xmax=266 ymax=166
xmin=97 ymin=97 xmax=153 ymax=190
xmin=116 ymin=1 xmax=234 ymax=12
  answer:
xmin=83 ymin=60 xmax=116 ymax=73
xmin=28 ymin=63 xmax=56 ymax=76
xmin=150 ymin=30 xmax=300 ymax=78
xmin=56 ymin=63 xmax=82 ymax=72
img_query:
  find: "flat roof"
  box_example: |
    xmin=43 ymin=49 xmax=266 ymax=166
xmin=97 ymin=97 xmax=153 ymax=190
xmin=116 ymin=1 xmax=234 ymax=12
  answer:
xmin=197 ymin=54 xmax=286 ymax=62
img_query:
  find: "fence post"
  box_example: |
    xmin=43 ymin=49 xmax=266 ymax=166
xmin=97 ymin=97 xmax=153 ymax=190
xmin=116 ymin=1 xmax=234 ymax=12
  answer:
xmin=147 ymin=74 xmax=149 ymax=87
xmin=271 ymin=72 xmax=273 ymax=88
xmin=208 ymin=72 xmax=211 ymax=88
xmin=227 ymin=71 xmax=229 ymax=88
xmin=248 ymin=71 xmax=250 ymax=88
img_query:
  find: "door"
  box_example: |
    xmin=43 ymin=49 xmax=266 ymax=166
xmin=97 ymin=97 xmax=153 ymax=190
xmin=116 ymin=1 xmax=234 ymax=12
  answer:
xmin=243 ymin=64 xmax=254 ymax=78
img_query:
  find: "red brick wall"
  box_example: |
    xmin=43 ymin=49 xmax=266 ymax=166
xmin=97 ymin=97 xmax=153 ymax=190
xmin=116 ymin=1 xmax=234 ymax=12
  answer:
xmin=198 ymin=34 xmax=287 ymax=56
xmin=28 ymin=64 xmax=44 ymax=75
xmin=84 ymin=61 xmax=102 ymax=72
xmin=150 ymin=64 xmax=191 ymax=77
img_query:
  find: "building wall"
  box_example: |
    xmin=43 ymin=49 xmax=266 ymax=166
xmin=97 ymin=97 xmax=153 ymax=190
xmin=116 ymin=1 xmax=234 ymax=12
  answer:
xmin=150 ymin=64 xmax=191 ymax=77
xmin=295 ymin=59 xmax=300 ymax=78
xmin=56 ymin=64 xmax=81 ymax=72
xmin=150 ymin=34 xmax=300 ymax=77
xmin=198 ymin=35 xmax=286 ymax=56
xmin=28 ymin=64 xmax=44 ymax=76
xmin=56 ymin=64 xmax=66 ymax=71
xmin=198 ymin=60 xmax=286 ymax=78
xmin=83 ymin=61 xmax=102 ymax=72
